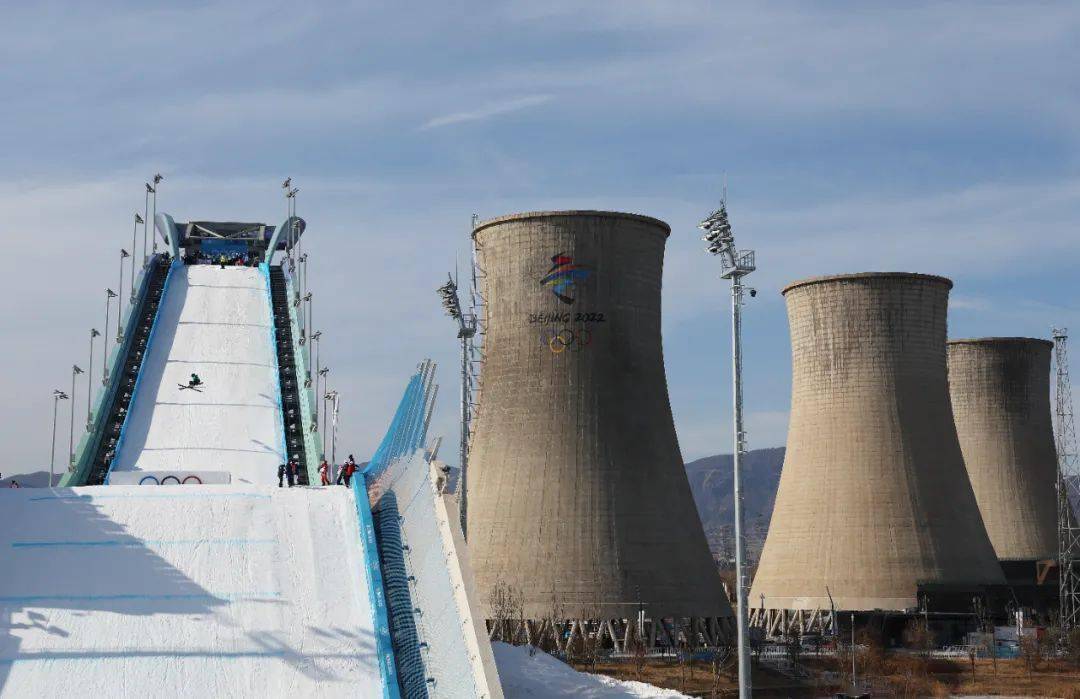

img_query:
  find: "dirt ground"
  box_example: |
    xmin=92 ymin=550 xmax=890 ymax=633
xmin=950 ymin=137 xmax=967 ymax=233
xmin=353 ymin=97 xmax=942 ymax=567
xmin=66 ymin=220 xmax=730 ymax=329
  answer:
xmin=578 ymin=656 xmax=1080 ymax=698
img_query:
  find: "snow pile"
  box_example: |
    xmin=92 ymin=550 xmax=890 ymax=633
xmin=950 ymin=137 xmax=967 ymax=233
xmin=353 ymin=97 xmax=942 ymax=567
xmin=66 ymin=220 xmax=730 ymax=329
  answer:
xmin=110 ymin=265 xmax=285 ymax=484
xmin=491 ymin=642 xmax=690 ymax=698
xmin=0 ymin=486 xmax=384 ymax=697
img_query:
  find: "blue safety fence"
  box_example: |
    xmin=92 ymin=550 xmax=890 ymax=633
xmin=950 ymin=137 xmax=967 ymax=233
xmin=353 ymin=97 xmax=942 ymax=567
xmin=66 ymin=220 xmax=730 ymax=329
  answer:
xmin=360 ymin=360 xmax=439 ymax=697
xmin=371 ymin=449 xmax=503 ymax=698
xmin=351 ymin=474 xmax=402 ymax=699
xmin=372 ymin=490 xmax=428 ymax=698
xmin=62 ymin=253 xmax=172 ymax=486
xmin=104 ymin=260 xmax=179 ymax=482
xmin=363 ymin=360 xmax=437 ymax=481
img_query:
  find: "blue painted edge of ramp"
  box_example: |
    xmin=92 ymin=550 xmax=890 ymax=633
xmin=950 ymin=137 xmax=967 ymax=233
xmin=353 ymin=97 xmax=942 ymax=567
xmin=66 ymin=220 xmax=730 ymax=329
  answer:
xmin=353 ymin=473 xmax=401 ymax=699
xmin=260 ymin=262 xmax=289 ymax=464
xmin=105 ymin=259 xmax=179 ymax=483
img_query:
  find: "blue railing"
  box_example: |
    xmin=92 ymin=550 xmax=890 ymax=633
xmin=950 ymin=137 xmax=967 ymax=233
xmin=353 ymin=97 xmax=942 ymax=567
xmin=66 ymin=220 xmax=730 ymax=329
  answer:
xmin=364 ymin=361 xmax=437 ymax=481
xmin=103 ymin=259 xmax=179 ymax=482
xmin=62 ymin=254 xmax=170 ymax=486
xmin=351 ymin=475 xmax=402 ymax=699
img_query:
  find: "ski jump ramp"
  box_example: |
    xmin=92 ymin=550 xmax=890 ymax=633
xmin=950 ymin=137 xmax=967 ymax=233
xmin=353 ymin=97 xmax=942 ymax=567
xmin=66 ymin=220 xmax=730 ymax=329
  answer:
xmin=109 ymin=265 xmax=285 ymax=484
xmin=0 ymin=486 xmax=385 ymax=697
xmin=4 ymin=251 xmax=503 ymax=696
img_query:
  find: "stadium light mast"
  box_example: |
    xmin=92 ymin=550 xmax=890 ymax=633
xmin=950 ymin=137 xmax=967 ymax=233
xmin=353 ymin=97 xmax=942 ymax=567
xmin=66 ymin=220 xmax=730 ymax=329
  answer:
xmin=437 ymin=273 xmax=477 ymax=537
xmin=50 ymin=389 xmax=69 ymax=487
xmin=69 ymin=365 xmax=83 ymax=467
xmin=319 ymin=367 xmax=330 ymax=456
xmin=117 ymin=249 xmax=130 ymax=343
xmin=150 ymin=174 xmax=163 ymax=257
xmin=143 ymin=183 xmax=153 ymax=267
xmin=103 ymin=289 xmax=117 ymax=382
xmin=326 ymin=390 xmax=340 ymax=470
xmin=87 ymin=328 xmax=99 ymax=428
xmin=130 ymin=214 xmax=143 ymax=302
xmin=700 ymin=196 xmax=756 ymax=699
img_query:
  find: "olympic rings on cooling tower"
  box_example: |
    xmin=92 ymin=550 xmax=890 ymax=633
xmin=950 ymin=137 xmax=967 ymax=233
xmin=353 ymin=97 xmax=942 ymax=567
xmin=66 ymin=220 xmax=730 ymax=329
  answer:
xmin=136 ymin=474 xmax=203 ymax=485
xmin=541 ymin=327 xmax=593 ymax=354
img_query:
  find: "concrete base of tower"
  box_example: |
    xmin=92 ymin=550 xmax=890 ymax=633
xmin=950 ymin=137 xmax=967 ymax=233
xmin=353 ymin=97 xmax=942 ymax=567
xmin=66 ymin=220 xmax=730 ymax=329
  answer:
xmin=751 ymin=583 xmax=1020 ymax=643
xmin=487 ymin=615 xmax=737 ymax=651
xmin=999 ymin=558 xmax=1059 ymax=615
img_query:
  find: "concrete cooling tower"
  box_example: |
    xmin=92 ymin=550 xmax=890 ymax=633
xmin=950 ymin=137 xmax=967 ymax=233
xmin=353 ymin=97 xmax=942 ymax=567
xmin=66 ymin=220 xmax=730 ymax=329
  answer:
xmin=947 ymin=338 xmax=1058 ymax=573
xmin=467 ymin=211 xmax=732 ymax=621
xmin=750 ymin=273 xmax=1004 ymax=613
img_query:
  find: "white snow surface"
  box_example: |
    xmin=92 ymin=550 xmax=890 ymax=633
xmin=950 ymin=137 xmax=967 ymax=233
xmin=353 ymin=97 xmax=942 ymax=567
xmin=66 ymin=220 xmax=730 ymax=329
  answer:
xmin=492 ymin=642 xmax=690 ymax=698
xmin=0 ymin=486 xmax=384 ymax=698
xmin=110 ymin=265 xmax=286 ymax=484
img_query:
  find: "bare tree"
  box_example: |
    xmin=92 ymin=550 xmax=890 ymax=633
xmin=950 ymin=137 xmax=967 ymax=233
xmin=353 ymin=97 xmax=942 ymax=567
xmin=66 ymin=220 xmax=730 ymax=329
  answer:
xmin=488 ymin=580 xmax=524 ymax=645
xmin=710 ymin=637 xmax=736 ymax=698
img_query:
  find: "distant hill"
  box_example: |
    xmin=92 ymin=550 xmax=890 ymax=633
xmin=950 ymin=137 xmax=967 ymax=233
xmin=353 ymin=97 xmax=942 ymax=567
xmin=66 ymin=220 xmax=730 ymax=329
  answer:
xmin=684 ymin=447 xmax=786 ymax=563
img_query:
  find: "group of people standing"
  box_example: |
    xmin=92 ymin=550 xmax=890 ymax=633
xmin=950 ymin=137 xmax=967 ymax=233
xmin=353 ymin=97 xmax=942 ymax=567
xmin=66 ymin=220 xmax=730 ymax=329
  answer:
xmin=278 ymin=455 xmax=358 ymax=488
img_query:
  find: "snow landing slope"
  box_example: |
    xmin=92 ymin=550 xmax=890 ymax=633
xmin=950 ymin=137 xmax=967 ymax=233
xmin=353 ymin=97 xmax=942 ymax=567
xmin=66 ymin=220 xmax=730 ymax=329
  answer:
xmin=110 ymin=265 xmax=286 ymax=484
xmin=0 ymin=486 xmax=384 ymax=697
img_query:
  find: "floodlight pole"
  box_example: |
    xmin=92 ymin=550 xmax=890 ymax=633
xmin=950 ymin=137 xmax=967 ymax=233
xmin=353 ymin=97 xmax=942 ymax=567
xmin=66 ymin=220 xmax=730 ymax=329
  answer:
xmin=117 ymin=250 xmax=130 ymax=343
xmin=130 ymin=215 xmax=141 ymax=303
xmin=87 ymin=328 xmax=99 ymax=429
xmin=143 ymin=184 xmax=152 ymax=267
xmin=150 ymin=174 xmax=162 ymax=256
xmin=700 ymin=201 xmax=755 ymax=699
xmin=50 ymin=390 xmax=69 ymax=487
xmin=103 ymin=290 xmax=116 ymax=383
xmin=436 ymin=274 xmax=477 ymax=537
xmin=69 ymin=365 xmax=82 ymax=467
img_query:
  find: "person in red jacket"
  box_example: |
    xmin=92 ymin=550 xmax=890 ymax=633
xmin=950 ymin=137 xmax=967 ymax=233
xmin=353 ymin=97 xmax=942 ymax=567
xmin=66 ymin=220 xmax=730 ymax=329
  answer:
xmin=342 ymin=455 xmax=357 ymax=487
xmin=318 ymin=458 xmax=330 ymax=486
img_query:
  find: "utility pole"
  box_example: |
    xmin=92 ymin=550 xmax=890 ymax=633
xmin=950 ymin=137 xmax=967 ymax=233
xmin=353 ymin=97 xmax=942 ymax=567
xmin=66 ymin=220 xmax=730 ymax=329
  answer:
xmin=1055 ymin=328 xmax=1079 ymax=631
xmin=437 ymin=274 xmax=477 ymax=537
xmin=700 ymin=198 xmax=756 ymax=699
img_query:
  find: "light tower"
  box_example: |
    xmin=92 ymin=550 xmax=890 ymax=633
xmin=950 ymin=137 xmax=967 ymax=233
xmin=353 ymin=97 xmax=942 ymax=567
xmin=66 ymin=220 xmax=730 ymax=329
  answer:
xmin=437 ymin=273 xmax=477 ymax=537
xmin=700 ymin=200 xmax=755 ymax=699
xmin=1054 ymin=328 xmax=1080 ymax=631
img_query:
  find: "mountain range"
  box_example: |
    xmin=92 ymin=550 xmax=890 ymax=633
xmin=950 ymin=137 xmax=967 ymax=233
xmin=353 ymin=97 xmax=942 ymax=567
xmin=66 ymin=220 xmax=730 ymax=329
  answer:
xmin=684 ymin=447 xmax=786 ymax=561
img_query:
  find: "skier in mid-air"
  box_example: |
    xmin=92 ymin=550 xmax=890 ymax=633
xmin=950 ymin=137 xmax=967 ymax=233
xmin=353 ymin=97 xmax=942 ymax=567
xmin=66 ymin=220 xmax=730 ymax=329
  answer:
xmin=188 ymin=373 xmax=202 ymax=388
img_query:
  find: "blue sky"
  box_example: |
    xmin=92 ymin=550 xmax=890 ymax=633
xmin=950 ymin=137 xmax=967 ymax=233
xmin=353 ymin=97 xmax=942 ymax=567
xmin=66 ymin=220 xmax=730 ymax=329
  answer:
xmin=2 ymin=1 xmax=1078 ymax=476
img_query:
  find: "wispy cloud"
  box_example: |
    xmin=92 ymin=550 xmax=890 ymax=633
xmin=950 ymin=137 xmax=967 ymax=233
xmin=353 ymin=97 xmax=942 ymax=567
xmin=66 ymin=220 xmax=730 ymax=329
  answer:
xmin=420 ymin=94 xmax=553 ymax=130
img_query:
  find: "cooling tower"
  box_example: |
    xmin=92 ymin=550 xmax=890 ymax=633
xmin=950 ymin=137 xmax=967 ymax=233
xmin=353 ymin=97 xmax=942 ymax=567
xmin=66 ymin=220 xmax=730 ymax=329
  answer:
xmin=947 ymin=338 xmax=1058 ymax=565
xmin=467 ymin=211 xmax=732 ymax=620
xmin=750 ymin=273 xmax=1005 ymax=613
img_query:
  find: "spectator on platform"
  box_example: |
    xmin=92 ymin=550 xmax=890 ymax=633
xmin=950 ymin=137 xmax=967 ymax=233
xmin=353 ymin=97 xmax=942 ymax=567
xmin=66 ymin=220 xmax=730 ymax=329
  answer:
xmin=342 ymin=456 xmax=358 ymax=488
xmin=287 ymin=458 xmax=298 ymax=487
xmin=277 ymin=462 xmax=287 ymax=488
xmin=319 ymin=458 xmax=330 ymax=486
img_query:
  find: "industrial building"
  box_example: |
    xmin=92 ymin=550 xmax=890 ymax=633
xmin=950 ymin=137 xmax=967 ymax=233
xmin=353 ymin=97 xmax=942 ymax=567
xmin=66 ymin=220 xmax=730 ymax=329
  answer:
xmin=466 ymin=210 xmax=733 ymax=636
xmin=750 ymin=272 xmax=1005 ymax=634
xmin=947 ymin=337 xmax=1059 ymax=605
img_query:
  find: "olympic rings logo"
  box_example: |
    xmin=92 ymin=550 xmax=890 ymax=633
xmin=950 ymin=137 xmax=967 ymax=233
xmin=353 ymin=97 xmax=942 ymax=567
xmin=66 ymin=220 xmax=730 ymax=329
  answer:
xmin=138 ymin=475 xmax=203 ymax=485
xmin=541 ymin=327 xmax=593 ymax=354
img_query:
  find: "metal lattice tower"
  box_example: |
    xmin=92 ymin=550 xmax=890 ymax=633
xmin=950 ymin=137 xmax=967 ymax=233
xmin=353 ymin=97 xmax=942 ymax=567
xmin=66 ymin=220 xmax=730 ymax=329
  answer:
xmin=1055 ymin=328 xmax=1080 ymax=631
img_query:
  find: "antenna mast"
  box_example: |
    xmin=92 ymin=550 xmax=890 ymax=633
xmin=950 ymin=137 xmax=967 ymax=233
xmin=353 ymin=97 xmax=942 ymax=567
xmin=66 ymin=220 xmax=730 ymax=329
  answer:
xmin=1056 ymin=328 xmax=1080 ymax=631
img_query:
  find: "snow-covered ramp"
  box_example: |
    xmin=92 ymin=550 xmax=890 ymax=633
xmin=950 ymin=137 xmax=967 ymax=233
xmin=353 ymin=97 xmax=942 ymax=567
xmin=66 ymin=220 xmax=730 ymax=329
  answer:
xmin=0 ymin=486 xmax=384 ymax=697
xmin=109 ymin=264 xmax=285 ymax=484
